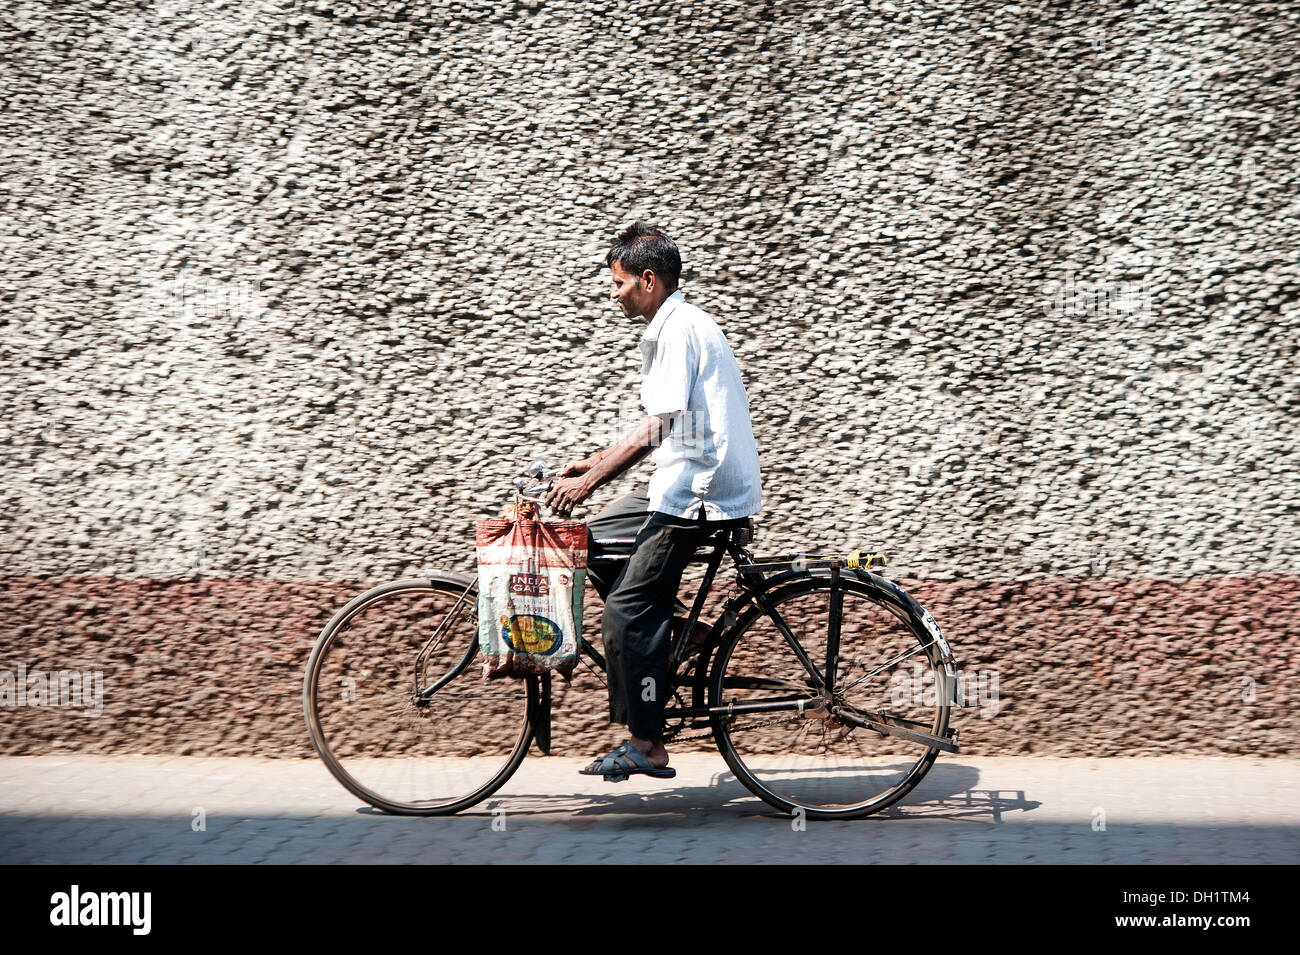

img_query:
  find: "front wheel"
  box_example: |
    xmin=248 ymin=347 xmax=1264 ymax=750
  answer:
xmin=709 ymin=573 xmax=953 ymax=820
xmin=303 ymin=575 xmax=533 ymax=815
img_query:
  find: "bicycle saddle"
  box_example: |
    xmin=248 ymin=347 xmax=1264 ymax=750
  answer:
xmin=591 ymin=518 xmax=752 ymax=557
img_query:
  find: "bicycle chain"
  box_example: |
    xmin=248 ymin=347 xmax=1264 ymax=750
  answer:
xmin=668 ymin=713 xmax=806 ymax=743
xmin=592 ymin=651 xmax=832 ymax=744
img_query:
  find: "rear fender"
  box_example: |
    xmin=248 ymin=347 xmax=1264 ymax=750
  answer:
xmin=695 ymin=568 xmax=959 ymax=681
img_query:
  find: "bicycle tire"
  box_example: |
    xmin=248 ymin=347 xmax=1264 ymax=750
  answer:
xmin=708 ymin=572 xmax=953 ymax=820
xmin=303 ymin=575 xmax=533 ymax=815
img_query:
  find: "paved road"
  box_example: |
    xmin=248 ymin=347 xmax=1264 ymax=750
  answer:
xmin=1 ymin=755 xmax=1297 ymax=863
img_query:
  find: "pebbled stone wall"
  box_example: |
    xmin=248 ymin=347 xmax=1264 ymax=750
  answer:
xmin=1 ymin=1 xmax=1297 ymax=758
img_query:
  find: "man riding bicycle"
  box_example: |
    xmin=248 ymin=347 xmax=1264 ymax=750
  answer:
xmin=545 ymin=222 xmax=763 ymax=782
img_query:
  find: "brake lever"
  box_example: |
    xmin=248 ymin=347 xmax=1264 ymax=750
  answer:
xmin=516 ymin=480 xmax=553 ymax=503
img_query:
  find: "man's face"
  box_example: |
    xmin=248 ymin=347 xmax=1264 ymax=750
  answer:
xmin=610 ymin=261 xmax=650 ymax=319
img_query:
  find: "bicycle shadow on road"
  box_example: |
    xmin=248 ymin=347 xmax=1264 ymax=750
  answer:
xmin=461 ymin=761 xmax=1039 ymax=824
xmin=883 ymin=762 xmax=1042 ymax=822
xmin=454 ymin=776 xmax=759 ymax=824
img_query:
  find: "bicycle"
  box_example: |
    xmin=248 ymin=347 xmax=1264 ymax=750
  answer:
xmin=303 ymin=460 xmax=962 ymax=820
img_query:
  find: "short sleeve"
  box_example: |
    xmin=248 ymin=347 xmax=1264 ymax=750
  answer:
xmin=641 ymin=324 xmax=697 ymax=416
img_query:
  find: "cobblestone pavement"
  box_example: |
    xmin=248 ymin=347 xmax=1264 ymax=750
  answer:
xmin=1 ymin=755 xmax=1297 ymax=864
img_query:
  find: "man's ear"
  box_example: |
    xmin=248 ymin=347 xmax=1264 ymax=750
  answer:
xmin=642 ymin=270 xmax=656 ymax=292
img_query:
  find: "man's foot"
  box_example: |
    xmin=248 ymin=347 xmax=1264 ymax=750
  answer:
xmin=627 ymin=736 xmax=670 ymax=767
xmin=578 ymin=739 xmax=675 ymax=782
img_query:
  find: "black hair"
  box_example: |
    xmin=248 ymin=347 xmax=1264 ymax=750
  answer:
xmin=605 ymin=221 xmax=682 ymax=289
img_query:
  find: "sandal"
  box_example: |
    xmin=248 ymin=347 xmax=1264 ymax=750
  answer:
xmin=578 ymin=742 xmax=677 ymax=783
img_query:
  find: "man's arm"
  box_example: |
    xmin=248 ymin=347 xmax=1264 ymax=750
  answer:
xmin=544 ymin=413 xmax=677 ymax=517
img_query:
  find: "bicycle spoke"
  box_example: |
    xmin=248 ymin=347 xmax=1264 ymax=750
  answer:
xmin=838 ymin=639 xmax=935 ymax=695
xmin=414 ymin=583 xmax=474 ymax=678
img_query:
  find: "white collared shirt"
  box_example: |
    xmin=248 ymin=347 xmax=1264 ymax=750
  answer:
xmin=638 ymin=290 xmax=762 ymax=521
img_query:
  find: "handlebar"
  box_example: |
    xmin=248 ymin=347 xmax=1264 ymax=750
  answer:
xmin=514 ymin=481 xmax=552 ymax=502
xmin=512 ymin=458 xmax=558 ymax=504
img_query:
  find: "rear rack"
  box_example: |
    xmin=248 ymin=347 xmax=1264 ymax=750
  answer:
xmin=736 ymin=550 xmax=887 ymax=575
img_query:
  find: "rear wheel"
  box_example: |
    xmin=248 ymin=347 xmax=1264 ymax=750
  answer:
xmin=709 ymin=573 xmax=952 ymax=819
xmin=303 ymin=576 xmax=532 ymax=815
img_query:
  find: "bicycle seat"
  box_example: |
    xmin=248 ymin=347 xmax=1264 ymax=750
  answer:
xmin=590 ymin=518 xmax=753 ymax=560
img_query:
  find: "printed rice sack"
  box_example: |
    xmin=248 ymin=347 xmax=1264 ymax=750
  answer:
xmin=475 ymin=518 xmax=587 ymax=679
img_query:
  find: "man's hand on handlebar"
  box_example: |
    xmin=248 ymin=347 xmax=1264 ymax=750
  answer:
xmin=545 ymin=470 xmax=596 ymax=518
xmin=556 ymin=456 xmax=597 ymax=478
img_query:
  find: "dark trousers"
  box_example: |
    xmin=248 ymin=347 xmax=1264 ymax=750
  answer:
xmin=585 ymin=490 xmax=747 ymax=743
